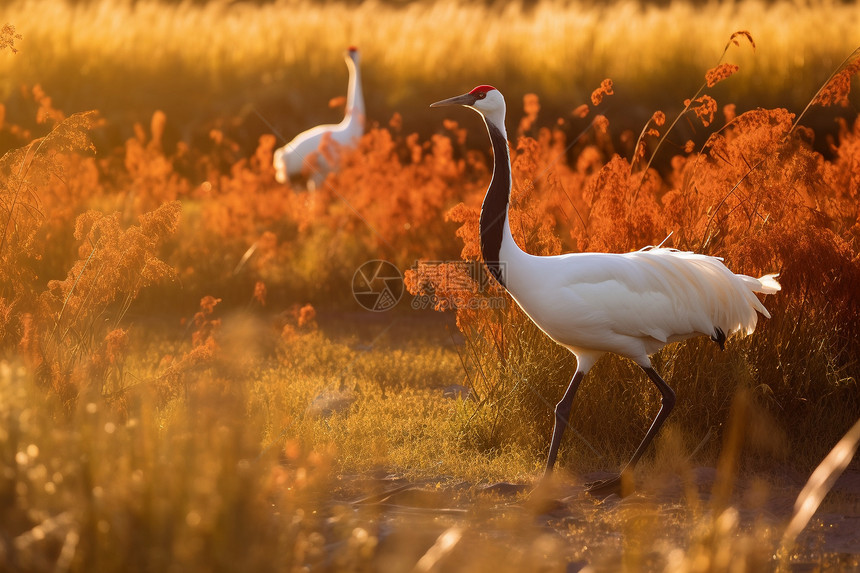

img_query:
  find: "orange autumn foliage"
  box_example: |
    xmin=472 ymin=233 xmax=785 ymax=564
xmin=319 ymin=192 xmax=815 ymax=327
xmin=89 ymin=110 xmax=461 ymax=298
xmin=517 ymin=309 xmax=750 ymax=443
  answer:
xmin=2 ymin=41 xmax=860 ymax=412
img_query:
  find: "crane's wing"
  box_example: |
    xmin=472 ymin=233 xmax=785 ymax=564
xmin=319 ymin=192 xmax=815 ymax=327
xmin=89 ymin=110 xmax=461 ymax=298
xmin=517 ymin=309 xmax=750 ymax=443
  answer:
xmin=579 ymin=249 xmax=774 ymax=341
xmin=514 ymin=248 xmax=778 ymax=356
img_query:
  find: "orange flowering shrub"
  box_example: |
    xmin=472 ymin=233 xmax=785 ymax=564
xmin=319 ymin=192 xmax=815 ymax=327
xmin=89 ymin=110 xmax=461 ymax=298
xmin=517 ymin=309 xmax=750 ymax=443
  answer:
xmin=34 ymin=201 xmax=180 ymax=404
xmin=518 ymin=93 xmax=541 ymax=135
xmin=1 ymin=109 xmax=104 ymax=364
xmin=278 ymin=302 xmax=319 ymax=343
xmin=122 ymin=110 xmax=192 ymax=214
xmin=321 ymin=121 xmax=474 ymax=262
xmin=253 ymin=280 xmax=267 ymax=306
xmin=191 ymin=295 xmax=222 ymax=348
xmin=297 ymin=303 xmax=316 ymax=328
xmin=33 ymin=84 xmax=65 ymax=126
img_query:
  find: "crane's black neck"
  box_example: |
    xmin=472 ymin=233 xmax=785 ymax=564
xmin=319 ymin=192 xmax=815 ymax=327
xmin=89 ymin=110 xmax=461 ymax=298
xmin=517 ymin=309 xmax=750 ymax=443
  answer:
xmin=480 ymin=120 xmax=511 ymax=288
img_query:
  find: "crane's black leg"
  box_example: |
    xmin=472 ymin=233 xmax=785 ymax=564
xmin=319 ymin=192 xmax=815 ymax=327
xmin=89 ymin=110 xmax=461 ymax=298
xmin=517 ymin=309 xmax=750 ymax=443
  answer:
xmin=586 ymin=366 xmax=676 ymax=496
xmin=543 ymin=371 xmax=584 ymax=479
xmin=624 ymin=366 xmax=676 ymax=471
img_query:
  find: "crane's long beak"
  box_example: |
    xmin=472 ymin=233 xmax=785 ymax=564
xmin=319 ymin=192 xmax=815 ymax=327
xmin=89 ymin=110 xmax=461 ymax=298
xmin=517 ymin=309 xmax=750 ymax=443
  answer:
xmin=430 ymin=93 xmax=476 ymax=108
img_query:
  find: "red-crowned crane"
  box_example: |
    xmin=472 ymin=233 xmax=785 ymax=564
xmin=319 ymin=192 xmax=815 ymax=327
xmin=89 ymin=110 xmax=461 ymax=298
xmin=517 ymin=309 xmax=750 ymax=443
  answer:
xmin=273 ymin=47 xmax=365 ymax=188
xmin=431 ymin=86 xmax=780 ymax=496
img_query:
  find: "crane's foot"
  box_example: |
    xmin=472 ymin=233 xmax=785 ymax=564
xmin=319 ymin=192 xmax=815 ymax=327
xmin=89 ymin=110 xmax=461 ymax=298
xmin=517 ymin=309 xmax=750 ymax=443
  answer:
xmin=584 ymin=472 xmax=632 ymax=498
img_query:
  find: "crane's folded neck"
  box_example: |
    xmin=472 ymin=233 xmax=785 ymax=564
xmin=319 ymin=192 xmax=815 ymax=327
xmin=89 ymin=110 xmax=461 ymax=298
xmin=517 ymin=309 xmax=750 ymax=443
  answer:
xmin=479 ymin=117 xmax=516 ymax=288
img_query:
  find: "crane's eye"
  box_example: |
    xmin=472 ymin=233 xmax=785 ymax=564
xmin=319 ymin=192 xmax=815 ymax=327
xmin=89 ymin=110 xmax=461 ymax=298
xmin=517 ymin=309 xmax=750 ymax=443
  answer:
xmin=475 ymin=92 xmax=486 ymax=100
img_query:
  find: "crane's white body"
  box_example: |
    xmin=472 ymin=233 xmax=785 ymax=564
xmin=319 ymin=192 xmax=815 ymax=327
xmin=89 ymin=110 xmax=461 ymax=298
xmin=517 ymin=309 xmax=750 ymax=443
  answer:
xmin=431 ymin=86 xmax=780 ymax=492
xmin=500 ymin=228 xmax=779 ymax=372
xmin=273 ymin=48 xmax=365 ymax=186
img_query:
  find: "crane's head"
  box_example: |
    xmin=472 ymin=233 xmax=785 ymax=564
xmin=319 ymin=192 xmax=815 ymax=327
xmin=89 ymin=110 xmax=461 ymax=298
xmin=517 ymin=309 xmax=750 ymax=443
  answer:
xmin=346 ymin=46 xmax=360 ymax=65
xmin=430 ymin=85 xmax=506 ymax=126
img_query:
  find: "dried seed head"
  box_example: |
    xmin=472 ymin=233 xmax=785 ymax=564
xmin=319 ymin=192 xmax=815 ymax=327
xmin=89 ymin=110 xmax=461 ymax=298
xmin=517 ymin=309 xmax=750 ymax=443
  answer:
xmin=706 ymin=63 xmax=740 ymax=88
xmin=591 ymin=79 xmax=614 ymax=106
xmin=729 ymin=30 xmax=755 ymax=50
xmin=523 ymin=93 xmax=540 ymax=117
xmin=572 ymin=104 xmax=589 ymax=119
xmin=692 ymin=95 xmax=718 ymax=127
xmin=813 ymin=59 xmax=860 ymax=108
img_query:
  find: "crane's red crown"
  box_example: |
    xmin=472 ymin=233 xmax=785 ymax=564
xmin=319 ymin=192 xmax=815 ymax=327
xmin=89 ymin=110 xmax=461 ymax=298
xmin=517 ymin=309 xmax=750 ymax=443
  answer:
xmin=469 ymin=85 xmax=497 ymax=95
xmin=348 ymin=46 xmax=358 ymax=53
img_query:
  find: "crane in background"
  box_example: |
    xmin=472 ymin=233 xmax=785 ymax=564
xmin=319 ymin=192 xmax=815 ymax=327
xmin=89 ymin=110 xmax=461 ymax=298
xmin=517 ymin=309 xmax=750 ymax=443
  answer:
xmin=273 ymin=47 xmax=364 ymax=189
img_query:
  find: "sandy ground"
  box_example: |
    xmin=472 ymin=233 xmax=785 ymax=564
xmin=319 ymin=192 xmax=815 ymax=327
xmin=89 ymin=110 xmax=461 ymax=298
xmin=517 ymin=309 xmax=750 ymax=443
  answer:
xmin=329 ymin=468 xmax=860 ymax=571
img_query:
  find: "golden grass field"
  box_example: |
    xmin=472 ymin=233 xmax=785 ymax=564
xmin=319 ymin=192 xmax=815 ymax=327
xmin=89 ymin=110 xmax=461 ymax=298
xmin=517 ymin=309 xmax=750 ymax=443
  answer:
xmin=1 ymin=0 xmax=860 ymax=571
xmin=3 ymin=0 xmax=860 ymax=146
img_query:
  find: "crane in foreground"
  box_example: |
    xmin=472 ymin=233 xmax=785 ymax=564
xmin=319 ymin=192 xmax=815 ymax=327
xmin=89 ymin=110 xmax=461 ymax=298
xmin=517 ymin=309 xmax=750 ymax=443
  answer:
xmin=273 ymin=47 xmax=365 ymax=188
xmin=430 ymin=86 xmax=780 ymax=496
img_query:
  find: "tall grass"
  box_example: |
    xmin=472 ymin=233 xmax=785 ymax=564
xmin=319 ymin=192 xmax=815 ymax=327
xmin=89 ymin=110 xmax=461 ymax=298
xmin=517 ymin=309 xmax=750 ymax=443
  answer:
xmin=2 ymin=0 xmax=859 ymax=147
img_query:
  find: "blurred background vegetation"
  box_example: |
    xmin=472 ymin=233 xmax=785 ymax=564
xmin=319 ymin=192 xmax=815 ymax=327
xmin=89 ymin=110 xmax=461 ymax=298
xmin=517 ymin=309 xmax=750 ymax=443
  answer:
xmin=2 ymin=0 xmax=859 ymax=158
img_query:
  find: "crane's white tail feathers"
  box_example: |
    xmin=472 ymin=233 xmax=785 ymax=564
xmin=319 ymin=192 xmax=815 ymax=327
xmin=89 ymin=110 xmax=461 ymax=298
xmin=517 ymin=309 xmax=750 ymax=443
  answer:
xmin=754 ymin=273 xmax=781 ymax=295
xmin=736 ymin=273 xmax=781 ymax=322
xmin=629 ymin=249 xmax=779 ymax=341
